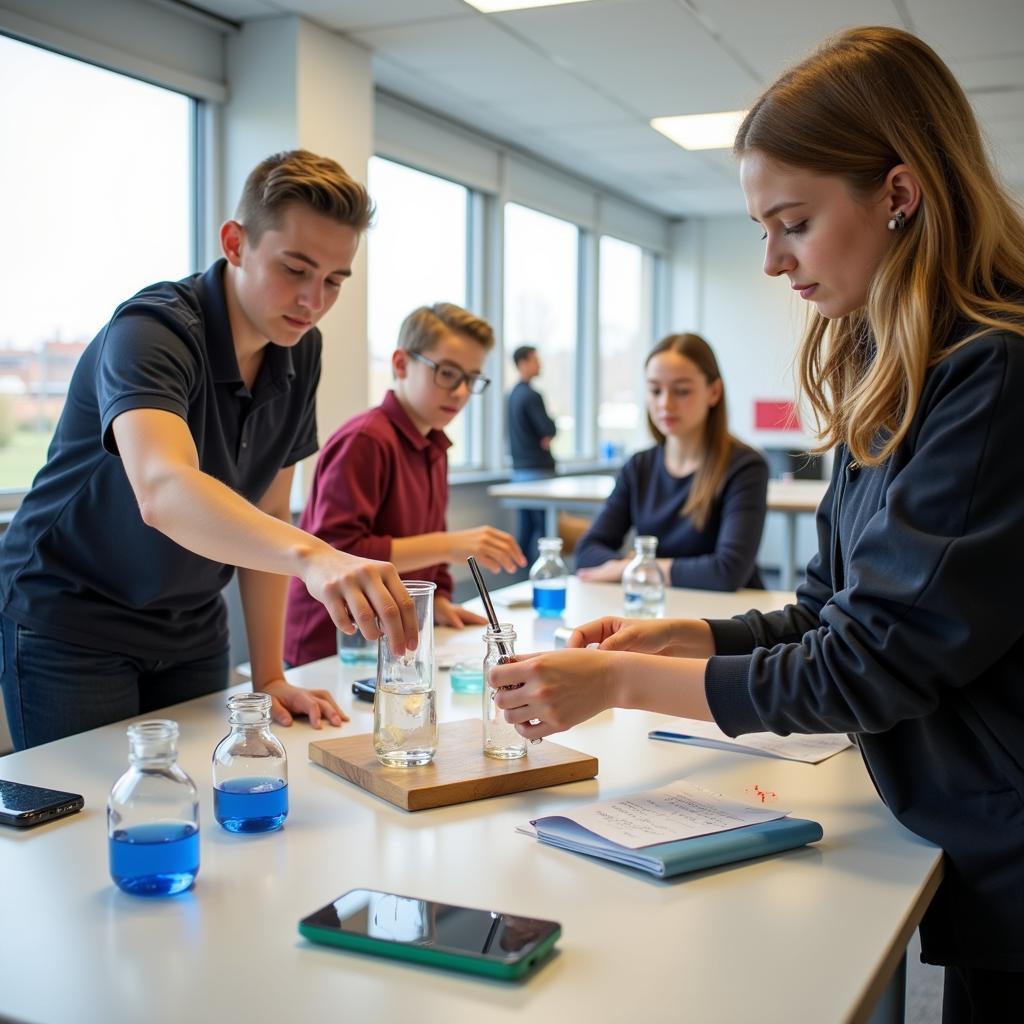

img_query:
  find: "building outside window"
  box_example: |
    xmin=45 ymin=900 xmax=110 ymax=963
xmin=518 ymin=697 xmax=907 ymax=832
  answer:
xmin=0 ymin=34 xmax=193 ymax=491
xmin=503 ymin=202 xmax=580 ymax=460
xmin=366 ymin=157 xmax=472 ymax=465
xmin=598 ymin=235 xmax=656 ymax=459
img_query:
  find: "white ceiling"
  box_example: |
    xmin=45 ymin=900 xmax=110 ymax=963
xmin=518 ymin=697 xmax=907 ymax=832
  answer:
xmin=183 ymin=0 xmax=1024 ymax=216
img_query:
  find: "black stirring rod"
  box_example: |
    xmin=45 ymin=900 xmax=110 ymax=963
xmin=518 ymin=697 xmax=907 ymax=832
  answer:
xmin=467 ymin=557 xmax=542 ymax=742
xmin=467 ymin=556 xmax=513 ymax=659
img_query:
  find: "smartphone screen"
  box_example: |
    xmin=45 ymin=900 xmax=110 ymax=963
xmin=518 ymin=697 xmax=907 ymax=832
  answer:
xmin=0 ymin=780 xmax=84 ymax=827
xmin=301 ymin=889 xmax=559 ymax=966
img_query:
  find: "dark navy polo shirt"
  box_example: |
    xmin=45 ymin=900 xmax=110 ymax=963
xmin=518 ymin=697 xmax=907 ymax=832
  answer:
xmin=0 ymin=259 xmax=321 ymax=659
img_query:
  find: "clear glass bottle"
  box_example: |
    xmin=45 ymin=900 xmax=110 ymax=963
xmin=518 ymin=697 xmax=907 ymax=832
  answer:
xmin=623 ymin=534 xmax=666 ymax=619
xmin=212 ymin=692 xmax=288 ymax=833
xmin=530 ymin=537 xmax=568 ymax=618
xmin=483 ymin=624 xmax=527 ymax=760
xmin=374 ymin=580 xmax=437 ymax=767
xmin=107 ymin=719 xmax=199 ymax=897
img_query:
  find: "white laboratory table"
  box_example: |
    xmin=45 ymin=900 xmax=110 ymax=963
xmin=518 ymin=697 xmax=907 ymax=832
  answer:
xmin=488 ymin=474 xmax=831 ymax=591
xmin=0 ymin=579 xmax=941 ymax=1024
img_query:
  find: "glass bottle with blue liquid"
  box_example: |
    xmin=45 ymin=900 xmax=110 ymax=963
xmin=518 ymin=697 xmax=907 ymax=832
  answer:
xmin=107 ymin=719 xmax=200 ymax=897
xmin=529 ymin=537 xmax=568 ymax=618
xmin=212 ymin=693 xmax=288 ymax=833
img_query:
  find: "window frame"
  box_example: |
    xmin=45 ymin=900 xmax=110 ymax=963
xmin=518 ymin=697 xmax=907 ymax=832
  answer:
xmin=0 ymin=32 xmax=201 ymax=504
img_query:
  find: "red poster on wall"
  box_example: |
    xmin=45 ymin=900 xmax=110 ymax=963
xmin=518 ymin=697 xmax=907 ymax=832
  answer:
xmin=754 ymin=400 xmax=801 ymax=431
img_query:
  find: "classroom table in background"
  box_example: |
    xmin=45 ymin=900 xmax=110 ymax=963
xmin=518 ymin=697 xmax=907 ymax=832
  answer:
xmin=487 ymin=474 xmax=830 ymax=591
xmin=0 ymin=579 xmax=940 ymax=1024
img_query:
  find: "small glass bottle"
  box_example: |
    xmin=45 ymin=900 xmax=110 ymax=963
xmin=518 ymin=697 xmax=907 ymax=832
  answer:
xmin=107 ymin=719 xmax=199 ymax=897
xmin=483 ymin=624 xmax=527 ymax=760
xmin=530 ymin=537 xmax=568 ymax=618
xmin=212 ymin=692 xmax=288 ymax=833
xmin=337 ymin=626 xmax=376 ymax=665
xmin=374 ymin=580 xmax=438 ymax=767
xmin=623 ymin=535 xmax=666 ymax=619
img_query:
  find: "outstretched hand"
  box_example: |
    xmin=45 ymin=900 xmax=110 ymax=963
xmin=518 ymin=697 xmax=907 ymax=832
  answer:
xmin=257 ymin=677 xmax=347 ymax=729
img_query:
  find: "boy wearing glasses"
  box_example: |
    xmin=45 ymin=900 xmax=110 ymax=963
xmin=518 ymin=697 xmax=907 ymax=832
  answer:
xmin=284 ymin=303 xmax=525 ymax=666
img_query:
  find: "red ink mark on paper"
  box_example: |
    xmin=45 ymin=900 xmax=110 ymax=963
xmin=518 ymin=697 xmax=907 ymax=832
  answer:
xmin=747 ymin=784 xmax=777 ymax=804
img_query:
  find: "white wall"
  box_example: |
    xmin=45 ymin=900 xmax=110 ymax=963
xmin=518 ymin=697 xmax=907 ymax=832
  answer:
xmin=223 ymin=16 xmax=374 ymax=498
xmin=671 ymin=214 xmax=824 ymax=575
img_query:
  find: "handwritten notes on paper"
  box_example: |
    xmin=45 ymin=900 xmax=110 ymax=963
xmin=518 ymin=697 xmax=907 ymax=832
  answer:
xmin=555 ymin=780 xmax=788 ymax=850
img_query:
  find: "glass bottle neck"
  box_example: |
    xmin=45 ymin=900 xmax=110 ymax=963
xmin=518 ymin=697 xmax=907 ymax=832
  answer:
xmin=127 ymin=719 xmax=179 ymax=767
xmin=633 ymin=536 xmax=658 ymax=558
xmin=227 ymin=692 xmax=272 ymax=727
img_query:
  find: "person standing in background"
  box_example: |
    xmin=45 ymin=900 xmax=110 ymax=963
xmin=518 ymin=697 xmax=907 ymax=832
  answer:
xmin=507 ymin=345 xmax=557 ymax=565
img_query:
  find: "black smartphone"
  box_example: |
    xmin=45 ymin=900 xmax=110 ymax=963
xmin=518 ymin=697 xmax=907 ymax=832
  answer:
xmin=0 ymin=780 xmax=84 ymax=828
xmin=351 ymin=677 xmax=376 ymax=702
xmin=299 ymin=888 xmax=560 ymax=980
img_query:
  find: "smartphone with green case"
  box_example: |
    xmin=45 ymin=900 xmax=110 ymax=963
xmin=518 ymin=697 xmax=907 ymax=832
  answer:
xmin=299 ymin=888 xmax=560 ymax=980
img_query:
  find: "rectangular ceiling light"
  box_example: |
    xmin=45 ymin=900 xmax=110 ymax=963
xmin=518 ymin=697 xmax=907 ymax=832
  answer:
xmin=465 ymin=0 xmax=595 ymax=11
xmin=651 ymin=110 xmax=748 ymax=151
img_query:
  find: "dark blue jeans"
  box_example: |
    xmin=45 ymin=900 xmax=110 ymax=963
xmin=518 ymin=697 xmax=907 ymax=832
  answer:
xmin=0 ymin=615 xmax=230 ymax=750
xmin=511 ymin=468 xmax=554 ymax=567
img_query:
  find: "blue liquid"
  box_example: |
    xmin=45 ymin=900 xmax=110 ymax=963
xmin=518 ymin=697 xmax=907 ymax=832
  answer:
xmin=214 ymin=777 xmax=288 ymax=833
xmin=533 ymin=584 xmax=566 ymax=617
xmin=109 ymin=822 xmax=199 ymax=897
xmin=450 ymin=664 xmax=484 ymax=694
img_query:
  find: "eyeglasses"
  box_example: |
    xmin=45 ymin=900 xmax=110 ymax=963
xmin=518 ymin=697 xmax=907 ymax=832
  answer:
xmin=407 ymin=351 xmax=491 ymax=395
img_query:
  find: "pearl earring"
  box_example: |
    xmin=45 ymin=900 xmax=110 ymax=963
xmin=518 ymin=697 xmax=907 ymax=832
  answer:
xmin=887 ymin=210 xmax=906 ymax=231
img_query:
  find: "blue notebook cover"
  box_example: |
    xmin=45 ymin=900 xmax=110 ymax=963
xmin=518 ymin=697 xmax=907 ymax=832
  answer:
xmin=532 ymin=816 xmax=823 ymax=878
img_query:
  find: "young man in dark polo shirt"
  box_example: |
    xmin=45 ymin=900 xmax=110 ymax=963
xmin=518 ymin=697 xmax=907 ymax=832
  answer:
xmin=284 ymin=303 xmax=525 ymax=667
xmin=0 ymin=150 xmax=417 ymax=750
xmin=507 ymin=345 xmax=557 ymax=565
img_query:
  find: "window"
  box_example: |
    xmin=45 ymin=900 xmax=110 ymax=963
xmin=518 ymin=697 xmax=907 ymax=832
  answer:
xmin=598 ymin=236 xmax=656 ymax=458
xmin=0 ymin=34 xmax=194 ymax=491
xmin=503 ymin=203 xmax=580 ymax=459
xmin=366 ymin=158 xmax=472 ymax=465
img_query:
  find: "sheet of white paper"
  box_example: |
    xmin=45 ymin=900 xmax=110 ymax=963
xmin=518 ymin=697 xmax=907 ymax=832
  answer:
xmin=536 ymin=779 xmax=787 ymax=850
xmin=651 ymin=718 xmax=852 ymax=764
xmin=433 ymin=626 xmax=488 ymax=670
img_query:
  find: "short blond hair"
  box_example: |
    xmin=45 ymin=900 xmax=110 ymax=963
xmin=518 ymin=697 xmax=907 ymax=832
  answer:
xmin=235 ymin=149 xmax=375 ymax=244
xmin=398 ymin=303 xmax=495 ymax=354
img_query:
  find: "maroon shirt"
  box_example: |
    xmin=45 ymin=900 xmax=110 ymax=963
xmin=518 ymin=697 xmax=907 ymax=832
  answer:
xmin=284 ymin=390 xmax=453 ymax=666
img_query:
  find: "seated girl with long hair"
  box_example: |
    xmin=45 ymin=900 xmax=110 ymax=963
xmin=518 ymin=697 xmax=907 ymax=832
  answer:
xmin=575 ymin=332 xmax=768 ymax=591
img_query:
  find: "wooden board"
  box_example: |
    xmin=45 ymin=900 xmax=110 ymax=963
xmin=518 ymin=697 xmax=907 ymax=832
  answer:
xmin=309 ymin=718 xmax=598 ymax=811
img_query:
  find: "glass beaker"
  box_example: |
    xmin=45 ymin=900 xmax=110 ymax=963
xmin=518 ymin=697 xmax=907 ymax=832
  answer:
xmin=483 ymin=624 xmax=527 ymax=760
xmin=373 ymin=580 xmax=437 ymax=767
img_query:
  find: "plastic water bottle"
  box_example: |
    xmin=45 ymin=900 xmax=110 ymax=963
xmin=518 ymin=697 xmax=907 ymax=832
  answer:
xmin=107 ymin=719 xmax=200 ymax=897
xmin=530 ymin=537 xmax=568 ymax=618
xmin=212 ymin=692 xmax=288 ymax=833
xmin=623 ymin=535 xmax=665 ymax=619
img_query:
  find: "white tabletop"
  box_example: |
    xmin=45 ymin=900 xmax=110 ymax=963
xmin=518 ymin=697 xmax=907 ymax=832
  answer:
xmin=488 ymin=474 xmax=829 ymax=513
xmin=0 ymin=580 xmax=941 ymax=1024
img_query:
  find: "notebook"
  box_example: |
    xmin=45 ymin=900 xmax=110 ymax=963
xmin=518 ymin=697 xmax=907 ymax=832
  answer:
xmin=518 ymin=779 xmax=823 ymax=879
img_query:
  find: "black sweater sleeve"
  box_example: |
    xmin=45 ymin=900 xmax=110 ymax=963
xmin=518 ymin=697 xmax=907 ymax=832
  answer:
xmin=704 ymin=333 xmax=1024 ymax=737
xmin=669 ymin=448 xmax=769 ymax=590
xmin=573 ymin=462 xmax=635 ymax=568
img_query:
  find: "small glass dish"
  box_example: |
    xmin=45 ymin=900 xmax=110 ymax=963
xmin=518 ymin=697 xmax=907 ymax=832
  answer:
xmin=450 ymin=659 xmax=484 ymax=694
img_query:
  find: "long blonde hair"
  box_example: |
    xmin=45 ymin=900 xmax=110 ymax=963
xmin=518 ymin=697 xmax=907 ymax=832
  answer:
xmin=645 ymin=333 xmax=733 ymax=531
xmin=734 ymin=26 xmax=1024 ymax=465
